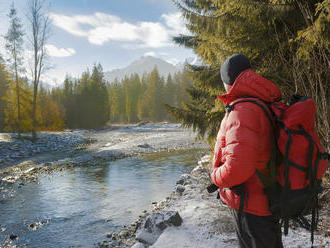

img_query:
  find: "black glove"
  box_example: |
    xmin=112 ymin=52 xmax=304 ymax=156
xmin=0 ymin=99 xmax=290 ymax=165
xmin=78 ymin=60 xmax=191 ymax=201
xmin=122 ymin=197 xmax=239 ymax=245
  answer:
xmin=207 ymin=183 xmax=219 ymax=193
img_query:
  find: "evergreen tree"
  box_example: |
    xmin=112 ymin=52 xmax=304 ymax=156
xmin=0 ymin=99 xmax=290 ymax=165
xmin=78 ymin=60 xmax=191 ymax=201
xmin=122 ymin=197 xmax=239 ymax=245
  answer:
xmin=62 ymin=76 xmax=75 ymax=126
xmin=137 ymin=73 xmax=149 ymax=121
xmin=0 ymin=64 xmax=10 ymax=131
xmin=169 ymin=0 xmax=329 ymax=145
xmin=72 ymin=64 xmax=109 ymax=129
xmin=143 ymin=67 xmax=165 ymax=121
xmin=4 ymin=78 xmax=33 ymax=132
xmin=125 ymin=74 xmax=141 ymax=123
xmin=108 ymin=80 xmax=121 ymax=123
xmin=4 ymin=3 xmax=25 ymax=137
xmin=38 ymin=86 xmax=64 ymax=130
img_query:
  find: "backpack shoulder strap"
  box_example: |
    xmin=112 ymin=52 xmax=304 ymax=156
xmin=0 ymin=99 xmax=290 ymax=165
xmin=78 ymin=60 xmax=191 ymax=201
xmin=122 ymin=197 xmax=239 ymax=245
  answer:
xmin=227 ymin=97 xmax=280 ymax=186
xmin=226 ymin=98 xmax=275 ymax=127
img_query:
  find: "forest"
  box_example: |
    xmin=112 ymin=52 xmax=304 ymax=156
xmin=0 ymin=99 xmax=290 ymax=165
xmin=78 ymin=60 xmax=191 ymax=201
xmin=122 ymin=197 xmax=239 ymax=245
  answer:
xmin=0 ymin=2 xmax=192 ymax=137
xmin=0 ymin=63 xmax=192 ymax=131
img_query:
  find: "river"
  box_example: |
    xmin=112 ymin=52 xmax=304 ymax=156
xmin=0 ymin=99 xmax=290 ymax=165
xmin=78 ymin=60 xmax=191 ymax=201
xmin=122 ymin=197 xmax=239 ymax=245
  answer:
xmin=0 ymin=149 xmax=205 ymax=247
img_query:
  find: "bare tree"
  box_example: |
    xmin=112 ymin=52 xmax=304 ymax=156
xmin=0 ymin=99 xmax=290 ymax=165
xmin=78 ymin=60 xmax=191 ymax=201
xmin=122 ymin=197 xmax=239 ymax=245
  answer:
xmin=27 ymin=0 xmax=50 ymax=141
xmin=4 ymin=3 xmax=25 ymax=138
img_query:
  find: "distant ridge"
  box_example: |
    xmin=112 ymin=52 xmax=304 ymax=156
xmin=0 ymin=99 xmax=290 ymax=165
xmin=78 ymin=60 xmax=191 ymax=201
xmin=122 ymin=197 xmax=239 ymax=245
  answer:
xmin=104 ymin=56 xmax=180 ymax=82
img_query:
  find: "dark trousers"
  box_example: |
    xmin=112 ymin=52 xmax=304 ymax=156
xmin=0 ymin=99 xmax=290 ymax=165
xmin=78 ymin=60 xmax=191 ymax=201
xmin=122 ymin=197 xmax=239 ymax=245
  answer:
xmin=230 ymin=209 xmax=283 ymax=248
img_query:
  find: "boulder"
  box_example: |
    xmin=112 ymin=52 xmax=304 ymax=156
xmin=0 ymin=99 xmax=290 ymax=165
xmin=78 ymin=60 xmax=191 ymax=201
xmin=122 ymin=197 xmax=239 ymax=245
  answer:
xmin=135 ymin=211 xmax=182 ymax=246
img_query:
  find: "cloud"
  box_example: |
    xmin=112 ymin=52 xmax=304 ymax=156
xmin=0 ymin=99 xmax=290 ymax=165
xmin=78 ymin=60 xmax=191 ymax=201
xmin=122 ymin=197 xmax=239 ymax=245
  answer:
xmin=49 ymin=12 xmax=188 ymax=48
xmin=45 ymin=44 xmax=76 ymax=57
xmin=166 ymin=58 xmax=180 ymax=65
xmin=144 ymin=51 xmax=157 ymax=57
xmin=161 ymin=12 xmax=188 ymax=35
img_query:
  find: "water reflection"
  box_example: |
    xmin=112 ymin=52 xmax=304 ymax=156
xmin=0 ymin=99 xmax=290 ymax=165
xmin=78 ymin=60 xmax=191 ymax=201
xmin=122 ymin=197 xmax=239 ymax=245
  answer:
xmin=0 ymin=149 xmax=205 ymax=247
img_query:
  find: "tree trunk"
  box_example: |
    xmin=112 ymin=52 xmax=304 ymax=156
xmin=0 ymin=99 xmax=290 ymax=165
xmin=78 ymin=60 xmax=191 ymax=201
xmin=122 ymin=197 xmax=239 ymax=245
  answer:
xmin=14 ymin=42 xmax=21 ymax=138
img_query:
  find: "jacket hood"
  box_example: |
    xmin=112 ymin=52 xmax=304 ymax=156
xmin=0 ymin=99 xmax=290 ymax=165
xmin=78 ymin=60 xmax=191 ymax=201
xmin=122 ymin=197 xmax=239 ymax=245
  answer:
xmin=218 ymin=69 xmax=282 ymax=104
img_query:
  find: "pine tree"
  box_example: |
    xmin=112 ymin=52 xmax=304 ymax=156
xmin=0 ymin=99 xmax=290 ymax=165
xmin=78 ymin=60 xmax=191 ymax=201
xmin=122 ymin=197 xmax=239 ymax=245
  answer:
xmin=170 ymin=0 xmax=329 ymax=145
xmin=125 ymin=74 xmax=141 ymax=123
xmin=143 ymin=67 xmax=165 ymax=121
xmin=0 ymin=64 xmax=10 ymax=131
xmin=4 ymin=78 xmax=33 ymax=133
xmin=38 ymin=86 xmax=64 ymax=130
xmin=4 ymin=3 xmax=25 ymax=137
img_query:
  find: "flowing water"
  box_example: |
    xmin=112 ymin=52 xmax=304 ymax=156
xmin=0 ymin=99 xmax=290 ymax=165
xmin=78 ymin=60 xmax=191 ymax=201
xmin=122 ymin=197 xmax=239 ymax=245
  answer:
xmin=0 ymin=149 xmax=205 ymax=247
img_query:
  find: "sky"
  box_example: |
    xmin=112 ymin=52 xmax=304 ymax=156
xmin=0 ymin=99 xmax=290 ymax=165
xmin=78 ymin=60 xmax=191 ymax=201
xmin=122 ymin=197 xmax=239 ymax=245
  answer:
xmin=0 ymin=0 xmax=194 ymax=86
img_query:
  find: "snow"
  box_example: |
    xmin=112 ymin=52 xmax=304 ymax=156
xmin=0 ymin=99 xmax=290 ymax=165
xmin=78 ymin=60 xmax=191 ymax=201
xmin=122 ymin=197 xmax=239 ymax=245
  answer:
xmin=145 ymin=162 xmax=330 ymax=248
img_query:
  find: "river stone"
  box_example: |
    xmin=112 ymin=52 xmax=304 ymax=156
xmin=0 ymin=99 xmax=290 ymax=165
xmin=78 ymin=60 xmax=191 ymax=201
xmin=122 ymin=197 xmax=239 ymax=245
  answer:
xmin=176 ymin=174 xmax=190 ymax=185
xmin=135 ymin=211 xmax=182 ymax=245
xmin=9 ymin=234 xmax=18 ymax=240
xmin=175 ymin=185 xmax=185 ymax=194
xmin=131 ymin=242 xmax=147 ymax=248
xmin=137 ymin=144 xmax=151 ymax=149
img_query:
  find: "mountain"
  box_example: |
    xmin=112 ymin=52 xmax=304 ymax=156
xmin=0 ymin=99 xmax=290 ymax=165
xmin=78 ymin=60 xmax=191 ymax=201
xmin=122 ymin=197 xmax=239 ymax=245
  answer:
xmin=104 ymin=56 xmax=180 ymax=82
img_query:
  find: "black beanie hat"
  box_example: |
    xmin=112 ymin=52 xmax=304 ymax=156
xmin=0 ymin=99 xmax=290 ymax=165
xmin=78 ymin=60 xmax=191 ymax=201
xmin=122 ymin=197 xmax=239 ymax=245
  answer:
xmin=220 ymin=54 xmax=251 ymax=85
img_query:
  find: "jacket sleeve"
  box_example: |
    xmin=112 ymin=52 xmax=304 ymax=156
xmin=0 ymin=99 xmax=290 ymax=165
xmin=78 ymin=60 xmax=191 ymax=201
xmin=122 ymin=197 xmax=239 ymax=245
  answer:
xmin=211 ymin=104 xmax=263 ymax=188
xmin=212 ymin=127 xmax=224 ymax=168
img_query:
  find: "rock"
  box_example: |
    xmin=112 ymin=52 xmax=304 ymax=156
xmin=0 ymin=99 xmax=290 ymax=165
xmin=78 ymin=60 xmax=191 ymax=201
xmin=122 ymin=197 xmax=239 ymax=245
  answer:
xmin=131 ymin=242 xmax=146 ymax=248
xmin=2 ymin=176 xmax=19 ymax=184
xmin=135 ymin=211 xmax=182 ymax=245
xmin=176 ymin=174 xmax=190 ymax=185
xmin=9 ymin=234 xmax=18 ymax=240
xmin=175 ymin=185 xmax=185 ymax=195
xmin=107 ymin=240 xmax=118 ymax=247
xmin=24 ymin=167 xmax=37 ymax=174
xmin=137 ymin=144 xmax=151 ymax=149
xmin=118 ymin=229 xmax=130 ymax=239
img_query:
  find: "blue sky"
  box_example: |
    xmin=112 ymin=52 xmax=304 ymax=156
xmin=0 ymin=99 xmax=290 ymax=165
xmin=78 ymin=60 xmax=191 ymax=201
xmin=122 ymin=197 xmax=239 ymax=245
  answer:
xmin=0 ymin=0 xmax=194 ymax=85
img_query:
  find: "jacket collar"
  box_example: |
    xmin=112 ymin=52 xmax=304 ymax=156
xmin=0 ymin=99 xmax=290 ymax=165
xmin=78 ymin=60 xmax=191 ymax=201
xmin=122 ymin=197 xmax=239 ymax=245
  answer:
xmin=217 ymin=69 xmax=282 ymax=105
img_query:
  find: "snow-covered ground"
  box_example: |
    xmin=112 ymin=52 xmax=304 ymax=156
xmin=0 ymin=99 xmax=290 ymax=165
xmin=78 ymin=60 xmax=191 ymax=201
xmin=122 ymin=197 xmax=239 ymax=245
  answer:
xmin=114 ymin=156 xmax=330 ymax=248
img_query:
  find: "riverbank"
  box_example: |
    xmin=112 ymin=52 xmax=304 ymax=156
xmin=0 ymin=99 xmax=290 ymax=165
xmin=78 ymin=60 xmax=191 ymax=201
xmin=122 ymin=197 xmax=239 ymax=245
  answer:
xmin=0 ymin=123 xmax=207 ymax=200
xmin=0 ymin=123 xmax=209 ymax=247
xmin=102 ymin=156 xmax=330 ymax=248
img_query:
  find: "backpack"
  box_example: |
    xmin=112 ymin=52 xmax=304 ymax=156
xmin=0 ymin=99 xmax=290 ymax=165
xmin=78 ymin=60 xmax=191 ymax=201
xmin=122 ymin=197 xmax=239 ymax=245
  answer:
xmin=226 ymin=94 xmax=329 ymax=244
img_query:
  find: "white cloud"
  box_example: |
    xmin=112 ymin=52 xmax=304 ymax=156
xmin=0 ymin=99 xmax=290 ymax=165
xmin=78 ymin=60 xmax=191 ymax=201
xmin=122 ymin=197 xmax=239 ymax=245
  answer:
xmin=161 ymin=12 xmax=188 ymax=35
xmin=49 ymin=12 xmax=188 ymax=48
xmin=45 ymin=44 xmax=76 ymax=57
xmin=144 ymin=51 xmax=157 ymax=57
xmin=166 ymin=58 xmax=180 ymax=66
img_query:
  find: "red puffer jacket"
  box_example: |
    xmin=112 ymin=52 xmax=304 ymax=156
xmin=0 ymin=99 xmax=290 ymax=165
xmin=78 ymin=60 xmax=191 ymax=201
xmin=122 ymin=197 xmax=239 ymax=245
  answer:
xmin=211 ymin=69 xmax=282 ymax=216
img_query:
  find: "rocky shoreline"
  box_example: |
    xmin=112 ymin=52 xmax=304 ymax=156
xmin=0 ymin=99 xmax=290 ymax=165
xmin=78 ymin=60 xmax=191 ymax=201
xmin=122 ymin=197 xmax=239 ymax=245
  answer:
xmin=99 ymin=156 xmax=330 ymax=248
xmin=0 ymin=131 xmax=89 ymax=166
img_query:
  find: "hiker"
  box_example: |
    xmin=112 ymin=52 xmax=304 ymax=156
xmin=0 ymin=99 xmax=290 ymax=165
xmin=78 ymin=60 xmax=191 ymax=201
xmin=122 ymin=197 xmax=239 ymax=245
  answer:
xmin=210 ymin=54 xmax=284 ymax=248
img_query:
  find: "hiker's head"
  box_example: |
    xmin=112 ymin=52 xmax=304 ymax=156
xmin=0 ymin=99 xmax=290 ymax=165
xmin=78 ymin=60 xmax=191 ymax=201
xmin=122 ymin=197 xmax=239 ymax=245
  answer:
xmin=220 ymin=54 xmax=251 ymax=92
